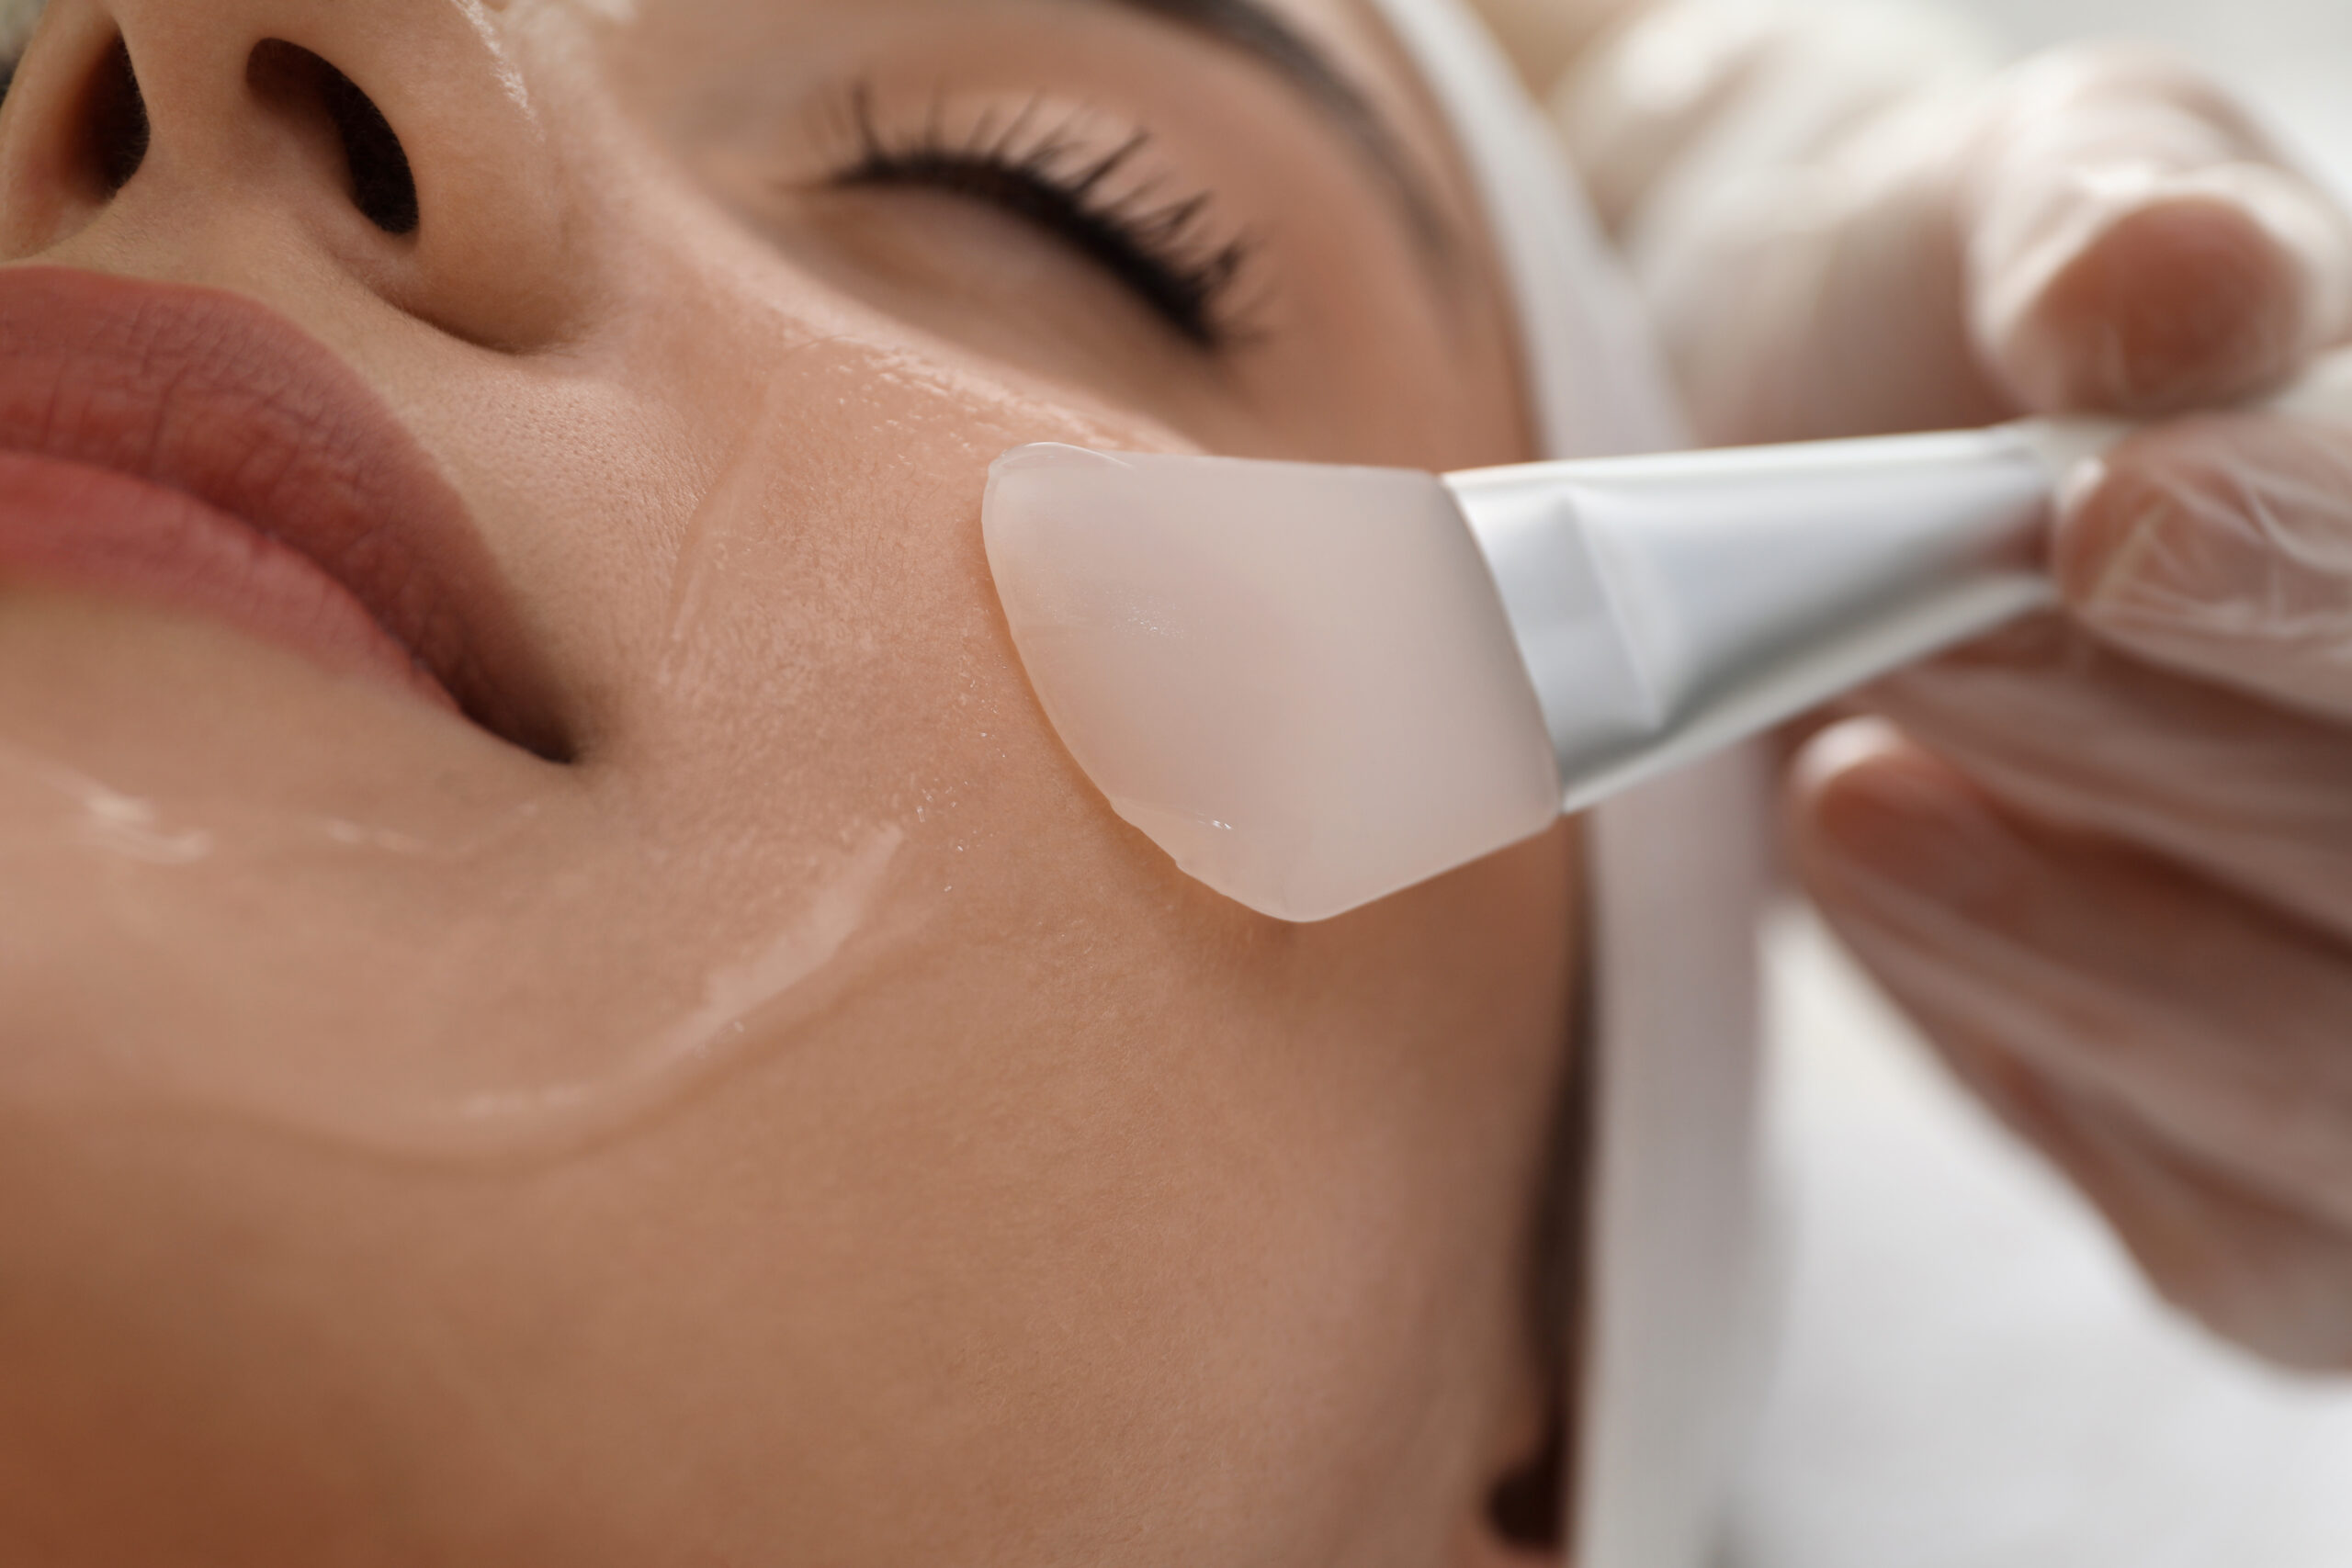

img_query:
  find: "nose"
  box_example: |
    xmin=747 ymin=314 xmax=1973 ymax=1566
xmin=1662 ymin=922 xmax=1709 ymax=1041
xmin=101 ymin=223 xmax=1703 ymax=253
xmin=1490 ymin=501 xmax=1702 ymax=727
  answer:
xmin=0 ymin=0 xmax=586 ymax=350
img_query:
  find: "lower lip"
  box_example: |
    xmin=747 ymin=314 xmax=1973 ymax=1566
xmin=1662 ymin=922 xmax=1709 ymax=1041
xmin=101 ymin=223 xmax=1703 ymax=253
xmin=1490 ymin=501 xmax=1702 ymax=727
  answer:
xmin=0 ymin=451 xmax=456 ymax=712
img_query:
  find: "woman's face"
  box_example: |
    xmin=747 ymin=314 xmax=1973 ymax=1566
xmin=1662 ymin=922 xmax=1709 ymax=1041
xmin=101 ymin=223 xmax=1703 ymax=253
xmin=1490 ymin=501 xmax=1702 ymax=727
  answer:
xmin=0 ymin=0 xmax=1579 ymax=1561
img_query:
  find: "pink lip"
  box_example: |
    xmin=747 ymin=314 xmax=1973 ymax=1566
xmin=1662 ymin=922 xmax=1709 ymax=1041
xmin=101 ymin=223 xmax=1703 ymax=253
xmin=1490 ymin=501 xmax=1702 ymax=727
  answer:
xmin=0 ymin=267 xmax=566 ymax=759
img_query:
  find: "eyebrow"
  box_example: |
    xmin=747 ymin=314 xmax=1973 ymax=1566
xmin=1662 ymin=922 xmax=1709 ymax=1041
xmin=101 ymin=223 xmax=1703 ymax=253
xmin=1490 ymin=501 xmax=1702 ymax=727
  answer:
xmin=1091 ymin=0 xmax=1454 ymax=254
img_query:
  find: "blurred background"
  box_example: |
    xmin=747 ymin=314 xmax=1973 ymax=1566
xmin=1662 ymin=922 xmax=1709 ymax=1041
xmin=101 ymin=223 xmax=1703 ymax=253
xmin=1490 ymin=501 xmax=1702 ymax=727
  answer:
xmin=1733 ymin=12 xmax=2352 ymax=1566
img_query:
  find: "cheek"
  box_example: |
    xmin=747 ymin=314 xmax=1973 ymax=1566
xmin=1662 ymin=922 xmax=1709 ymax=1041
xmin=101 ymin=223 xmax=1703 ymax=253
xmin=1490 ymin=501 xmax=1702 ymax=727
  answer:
xmin=0 ymin=299 xmax=1190 ymax=1163
xmin=482 ymin=822 xmax=1579 ymax=1557
xmin=587 ymin=329 xmax=1179 ymax=926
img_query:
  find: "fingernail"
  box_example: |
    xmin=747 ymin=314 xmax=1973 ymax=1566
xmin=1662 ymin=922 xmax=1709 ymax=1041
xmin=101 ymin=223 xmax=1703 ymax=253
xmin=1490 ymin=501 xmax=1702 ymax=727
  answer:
xmin=1978 ymin=162 xmax=2351 ymax=412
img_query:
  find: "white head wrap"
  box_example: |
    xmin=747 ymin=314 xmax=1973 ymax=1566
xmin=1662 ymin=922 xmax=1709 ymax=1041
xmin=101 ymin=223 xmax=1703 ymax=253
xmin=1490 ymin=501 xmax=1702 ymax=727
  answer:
xmin=1356 ymin=5 xmax=1774 ymax=1563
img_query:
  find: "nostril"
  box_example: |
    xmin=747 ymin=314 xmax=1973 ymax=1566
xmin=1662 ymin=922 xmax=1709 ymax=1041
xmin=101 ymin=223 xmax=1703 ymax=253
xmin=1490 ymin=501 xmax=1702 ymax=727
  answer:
xmin=246 ymin=41 xmax=418 ymax=238
xmin=87 ymin=38 xmax=150 ymax=194
xmin=320 ymin=64 xmax=417 ymax=237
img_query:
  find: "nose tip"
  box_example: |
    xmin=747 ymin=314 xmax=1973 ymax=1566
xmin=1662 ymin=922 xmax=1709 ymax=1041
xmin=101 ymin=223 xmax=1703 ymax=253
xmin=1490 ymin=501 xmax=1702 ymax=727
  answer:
xmin=28 ymin=38 xmax=412 ymax=235
xmin=0 ymin=0 xmax=585 ymax=352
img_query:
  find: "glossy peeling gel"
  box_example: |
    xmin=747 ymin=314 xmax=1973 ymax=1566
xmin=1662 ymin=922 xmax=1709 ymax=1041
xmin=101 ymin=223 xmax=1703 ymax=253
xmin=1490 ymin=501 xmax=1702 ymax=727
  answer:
xmin=983 ymin=446 xmax=1563 ymax=924
xmin=980 ymin=355 xmax=2352 ymax=923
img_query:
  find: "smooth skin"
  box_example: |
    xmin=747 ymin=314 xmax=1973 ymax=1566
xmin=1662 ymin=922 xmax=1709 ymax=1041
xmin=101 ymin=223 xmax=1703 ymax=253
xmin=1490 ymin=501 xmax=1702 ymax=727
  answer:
xmin=0 ymin=1 xmax=1577 ymax=1563
xmin=6 ymin=0 xmax=2345 ymax=1564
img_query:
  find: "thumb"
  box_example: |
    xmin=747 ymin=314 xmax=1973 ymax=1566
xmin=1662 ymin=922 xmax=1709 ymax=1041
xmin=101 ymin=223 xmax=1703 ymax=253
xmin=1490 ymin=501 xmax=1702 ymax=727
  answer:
xmin=2058 ymin=399 xmax=2352 ymax=721
xmin=1965 ymin=45 xmax=2352 ymax=416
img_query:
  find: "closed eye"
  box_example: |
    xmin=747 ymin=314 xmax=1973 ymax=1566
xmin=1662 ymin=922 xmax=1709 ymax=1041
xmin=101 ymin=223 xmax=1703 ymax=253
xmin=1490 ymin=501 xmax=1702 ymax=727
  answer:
xmin=827 ymin=85 xmax=1257 ymax=351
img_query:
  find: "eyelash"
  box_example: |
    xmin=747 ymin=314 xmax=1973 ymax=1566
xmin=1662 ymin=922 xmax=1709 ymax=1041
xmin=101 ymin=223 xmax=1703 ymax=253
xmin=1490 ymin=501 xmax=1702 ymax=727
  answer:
xmin=0 ymin=44 xmax=1261 ymax=349
xmin=830 ymin=85 xmax=1256 ymax=351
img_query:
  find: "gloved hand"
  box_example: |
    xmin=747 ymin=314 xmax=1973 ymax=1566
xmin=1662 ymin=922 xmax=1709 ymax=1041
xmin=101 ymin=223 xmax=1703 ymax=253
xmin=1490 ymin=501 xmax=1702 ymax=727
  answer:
xmin=1557 ymin=6 xmax=2350 ymax=440
xmin=1541 ymin=2 xmax=2352 ymax=1369
xmin=1797 ymin=408 xmax=2352 ymax=1373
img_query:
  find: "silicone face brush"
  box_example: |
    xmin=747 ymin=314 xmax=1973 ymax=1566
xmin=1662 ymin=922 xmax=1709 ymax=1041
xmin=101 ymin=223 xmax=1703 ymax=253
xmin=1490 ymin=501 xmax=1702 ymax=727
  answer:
xmin=984 ymin=447 xmax=1566 ymax=925
xmin=982 ymin=356 xmax=2352 ymax=922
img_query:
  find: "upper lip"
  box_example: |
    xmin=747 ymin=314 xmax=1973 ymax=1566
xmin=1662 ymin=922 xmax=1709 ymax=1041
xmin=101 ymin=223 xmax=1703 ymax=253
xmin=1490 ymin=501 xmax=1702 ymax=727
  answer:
xmin=0 ymin=266 xmax=568 ymax=761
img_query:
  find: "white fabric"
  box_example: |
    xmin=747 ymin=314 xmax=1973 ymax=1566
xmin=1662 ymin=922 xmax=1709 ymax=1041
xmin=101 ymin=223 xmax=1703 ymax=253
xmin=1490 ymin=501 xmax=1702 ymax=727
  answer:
xmin=1363 ymin=0 xmax=1686 ymax=464
xmin=1359 ymin=6 xmax=1771 ymax=1564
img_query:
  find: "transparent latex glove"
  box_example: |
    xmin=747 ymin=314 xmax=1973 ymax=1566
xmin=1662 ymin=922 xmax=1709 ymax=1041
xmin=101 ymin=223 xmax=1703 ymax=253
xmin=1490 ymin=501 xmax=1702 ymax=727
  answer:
xmin=1552 ymin=10 xmax=2352 ymax=446
xmin=1794 ymin=406 xmax=2352 ymax=1374
xmin=1532 ymin=0 xmax=2352 ymax=1370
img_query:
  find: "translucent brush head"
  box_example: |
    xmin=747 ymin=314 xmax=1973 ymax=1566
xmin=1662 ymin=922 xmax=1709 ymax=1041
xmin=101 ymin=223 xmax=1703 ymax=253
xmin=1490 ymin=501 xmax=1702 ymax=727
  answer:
xmin=982 ymin=444 xmax=1562 ymax=923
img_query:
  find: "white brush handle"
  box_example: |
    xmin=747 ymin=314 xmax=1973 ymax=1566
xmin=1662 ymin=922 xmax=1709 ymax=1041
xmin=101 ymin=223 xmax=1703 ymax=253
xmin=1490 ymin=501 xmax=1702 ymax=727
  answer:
xmin=1453 ymin=349 xmax=2352 ymax=813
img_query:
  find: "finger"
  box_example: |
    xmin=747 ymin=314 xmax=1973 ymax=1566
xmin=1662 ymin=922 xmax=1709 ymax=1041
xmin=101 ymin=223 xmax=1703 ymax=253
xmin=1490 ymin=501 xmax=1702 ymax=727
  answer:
xmin=1861 ymin=615 xmax=2352 ymax=941
xmin=2057 ymin=405 xmax=2352 ymax=723
xmin=1566 ymin=0 xmax=2018 ymax=444
xmin=1792 ymin=722 xmax=2352 ymax=1229
xmin=1936 ymin=1025 xmax=2352 ymax=1373
xmin=1965 ymin=45 xmax=2352 ymax=415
